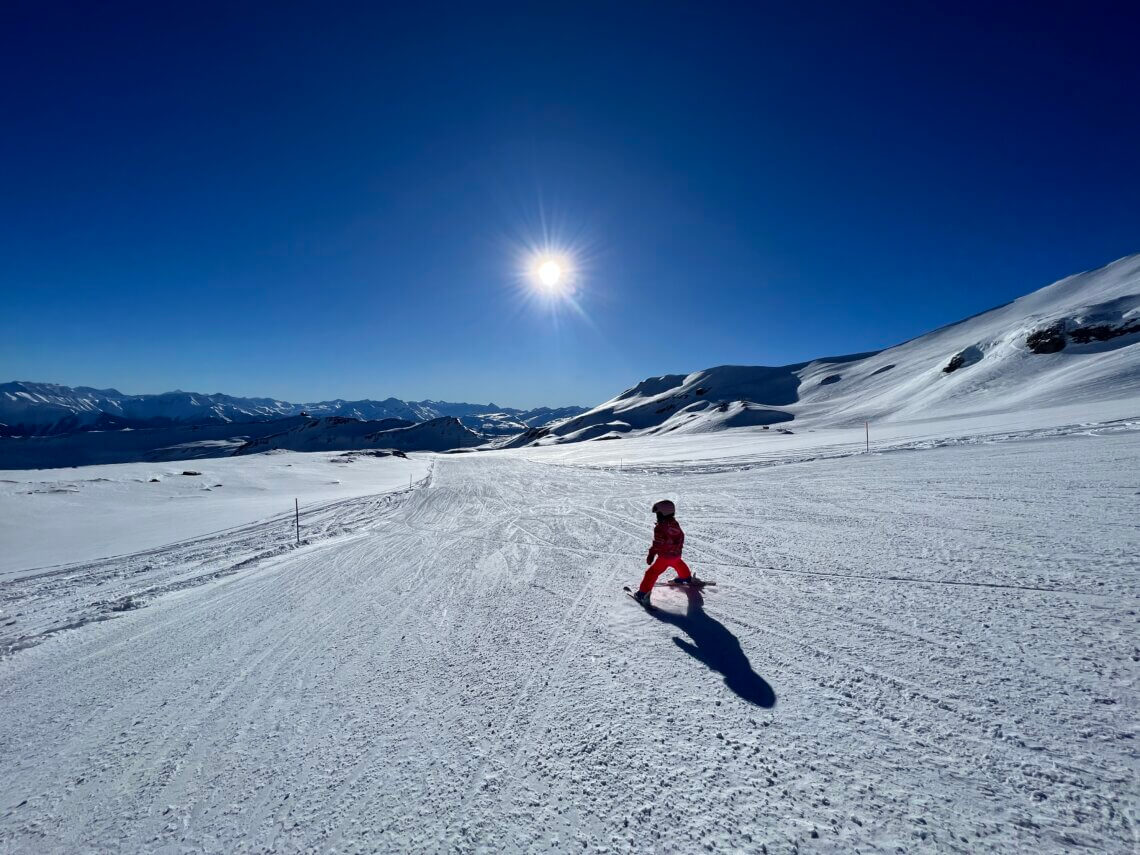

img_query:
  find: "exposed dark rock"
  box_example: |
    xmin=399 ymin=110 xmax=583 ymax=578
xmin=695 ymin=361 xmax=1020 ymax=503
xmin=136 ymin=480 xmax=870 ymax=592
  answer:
xmin=181 ymin=470 xmax=202 ymax=476
xmin=820 ymin=375 xmax=842 ymax=386
xmin=332 ymin=449 xmax=407 ymax=462
xmin=1026 ymin=323 xmax=1067 ymax=353
xmin=1069 ymin=320 xmax=1140 ymax=344
xmin=1026 ymin=318 xmax=1140 ymax=353
xmin=943 ymin=346 xmax=983 ymax=373
xmin=870 ymin=364 xmax=895 ymax=376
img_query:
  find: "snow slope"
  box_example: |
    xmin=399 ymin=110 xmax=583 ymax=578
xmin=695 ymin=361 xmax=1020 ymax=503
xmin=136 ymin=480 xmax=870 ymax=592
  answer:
xmin=520 ymin=254 xmax=1140 ymax=446
xmin=0 ymin=451 xmax=430 ymax=576
xmin=0 ymin=415 xmax=1136 ymax=853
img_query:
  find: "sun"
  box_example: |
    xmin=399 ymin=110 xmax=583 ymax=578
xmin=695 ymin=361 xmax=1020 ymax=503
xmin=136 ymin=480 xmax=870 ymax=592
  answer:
xmin=510 ymin=232 xmax=590 ymax=316
xmin=538 ymin=260 xmax=563 ymax=288
xmin=530 ymin=253 xmax=572 ymax=292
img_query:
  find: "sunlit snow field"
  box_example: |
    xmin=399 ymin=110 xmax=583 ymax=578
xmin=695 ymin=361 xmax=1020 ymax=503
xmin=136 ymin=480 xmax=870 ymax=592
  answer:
xmin=1 ymin=404 xmax=1137 ymax=853
xmin=0 ymin=452 xmax=429 ymax=577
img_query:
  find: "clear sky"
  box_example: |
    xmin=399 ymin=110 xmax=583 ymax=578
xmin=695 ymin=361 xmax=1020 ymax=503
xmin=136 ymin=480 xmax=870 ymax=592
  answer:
xmin=1 ymin=1 xmax=1137 ymax=408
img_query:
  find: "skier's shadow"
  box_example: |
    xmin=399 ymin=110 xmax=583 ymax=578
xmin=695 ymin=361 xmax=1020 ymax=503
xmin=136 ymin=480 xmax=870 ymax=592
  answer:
xmin=649 ymin=587 xmax=776 ymax=708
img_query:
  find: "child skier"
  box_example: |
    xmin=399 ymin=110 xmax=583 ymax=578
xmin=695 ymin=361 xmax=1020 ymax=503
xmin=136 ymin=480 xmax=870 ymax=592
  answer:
xmin=633 ymin=499 xmax=699 ymax=606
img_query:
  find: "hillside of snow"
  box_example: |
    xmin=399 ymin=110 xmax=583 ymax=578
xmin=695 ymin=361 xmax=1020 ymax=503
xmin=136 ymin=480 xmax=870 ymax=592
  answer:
xmin=514 ymin=254 xmax=1139 ymax=447
xmin=0 ymin=451 xmax=430 ymax=576
xmin=1 ymin=413 xmax=1136 ymax=852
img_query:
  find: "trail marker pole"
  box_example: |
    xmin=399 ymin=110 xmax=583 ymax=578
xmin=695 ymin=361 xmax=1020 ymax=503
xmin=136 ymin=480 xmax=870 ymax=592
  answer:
xmin=295 ymin=498 xmax=300 ymax=545
xmin=865 ymin=421 xmax=869 ymax=453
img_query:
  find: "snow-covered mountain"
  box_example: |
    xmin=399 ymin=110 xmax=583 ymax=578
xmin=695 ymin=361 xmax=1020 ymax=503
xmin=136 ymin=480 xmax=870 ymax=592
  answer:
xmin=507 ymin=254 xmax=1140 ymax=447
xmin=0 ymin=384 xmax=584 ymax=438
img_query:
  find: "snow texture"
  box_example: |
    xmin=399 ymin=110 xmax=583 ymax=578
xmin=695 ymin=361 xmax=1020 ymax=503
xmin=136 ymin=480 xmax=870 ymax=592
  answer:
xmin=1 ymin=408 xmax=1137 ymax=853
xmin=0 ymin=452 xmax=430 ymax=576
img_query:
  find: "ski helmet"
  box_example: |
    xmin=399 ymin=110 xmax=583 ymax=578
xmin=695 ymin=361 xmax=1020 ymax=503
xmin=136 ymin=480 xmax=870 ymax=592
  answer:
xmin=652 ymin=499 xmax=675 ymax=516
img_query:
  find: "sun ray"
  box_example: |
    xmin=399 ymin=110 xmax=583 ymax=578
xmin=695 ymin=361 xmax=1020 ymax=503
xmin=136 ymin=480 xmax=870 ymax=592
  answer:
xmin=498 ymin=195 xmax=601 ymax=329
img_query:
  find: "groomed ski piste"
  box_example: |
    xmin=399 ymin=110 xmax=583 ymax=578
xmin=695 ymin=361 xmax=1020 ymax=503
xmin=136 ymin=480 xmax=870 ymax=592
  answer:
xmin=1 ymin=401 xmax=1137 ymax=853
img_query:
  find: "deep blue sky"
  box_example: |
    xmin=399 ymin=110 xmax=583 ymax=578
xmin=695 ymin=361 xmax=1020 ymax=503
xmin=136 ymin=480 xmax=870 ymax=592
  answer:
xmin=1 ymin=1 xmax=1137 ymax=407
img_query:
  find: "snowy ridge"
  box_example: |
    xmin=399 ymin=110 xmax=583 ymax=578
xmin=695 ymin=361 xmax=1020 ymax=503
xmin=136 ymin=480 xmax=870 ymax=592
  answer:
xmin=0 ymin=383 xmax=584 ymax=438
xmin=519 ymin=254 xmax=1140 ymax=446
xmin=0 ymin=416 xmax=483 ymax=469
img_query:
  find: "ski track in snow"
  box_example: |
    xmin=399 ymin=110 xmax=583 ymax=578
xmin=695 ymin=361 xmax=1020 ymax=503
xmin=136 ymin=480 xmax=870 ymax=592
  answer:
xmin=0 ymin=433 xmax=1137 ymax=853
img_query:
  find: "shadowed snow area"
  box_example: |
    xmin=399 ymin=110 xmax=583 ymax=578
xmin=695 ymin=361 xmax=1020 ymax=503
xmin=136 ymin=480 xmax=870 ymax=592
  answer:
xmin=1 ymin=419 xmax=1137 ymax=852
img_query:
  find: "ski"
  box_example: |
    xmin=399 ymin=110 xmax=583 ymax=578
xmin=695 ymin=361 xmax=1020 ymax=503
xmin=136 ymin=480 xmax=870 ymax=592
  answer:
xmin=622 ymin=585 xmax=656 ymax=610
xmin=662 ymin=579 xmax=716 ymax=588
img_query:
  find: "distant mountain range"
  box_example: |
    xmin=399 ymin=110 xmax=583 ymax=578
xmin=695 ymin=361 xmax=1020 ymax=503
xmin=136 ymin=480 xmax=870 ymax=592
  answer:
xmin=0 ymin=383 xmax=585 ymax=439
xmin=0 ymin=413 xmax=487 ymax=469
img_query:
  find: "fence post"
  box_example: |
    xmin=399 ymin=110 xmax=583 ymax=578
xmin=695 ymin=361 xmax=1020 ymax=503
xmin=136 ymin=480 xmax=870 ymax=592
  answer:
xmin=865 ymin=421 xmax=869 ymax=453
xmin=295 ymin=498 xmax=300 ymax=545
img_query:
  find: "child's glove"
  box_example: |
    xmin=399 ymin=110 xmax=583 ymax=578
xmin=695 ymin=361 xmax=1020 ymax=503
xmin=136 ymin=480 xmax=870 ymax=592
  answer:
xmin=646 ymin=552 xmax=655 ymax=565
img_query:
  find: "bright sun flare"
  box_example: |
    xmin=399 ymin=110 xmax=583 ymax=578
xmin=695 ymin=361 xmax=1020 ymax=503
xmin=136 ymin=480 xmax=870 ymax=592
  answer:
xmin=538 ymin=260 xmax=563 ymax=287
xmin=521 ymin=249 xmax=578 ymax=301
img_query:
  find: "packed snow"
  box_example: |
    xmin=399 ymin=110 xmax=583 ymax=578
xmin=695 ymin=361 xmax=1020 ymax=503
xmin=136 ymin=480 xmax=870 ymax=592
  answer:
xmin=1 ymin=406 xmax=1137 ymax=853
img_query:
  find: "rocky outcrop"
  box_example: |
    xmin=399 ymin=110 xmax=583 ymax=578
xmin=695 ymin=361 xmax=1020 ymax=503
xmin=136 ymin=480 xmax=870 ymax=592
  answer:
xmin=1026 ymin=318 xmax=1140 ymax=353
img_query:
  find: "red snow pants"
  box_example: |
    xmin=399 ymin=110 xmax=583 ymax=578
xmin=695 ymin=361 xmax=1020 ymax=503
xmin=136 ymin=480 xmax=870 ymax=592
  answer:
xmin=638 ymin=555 xmax=692 ymax=594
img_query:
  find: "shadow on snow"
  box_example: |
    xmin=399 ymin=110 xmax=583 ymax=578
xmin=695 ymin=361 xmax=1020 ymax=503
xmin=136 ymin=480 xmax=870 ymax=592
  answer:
xmin=648 ymin=586 xmax=776 ymax=708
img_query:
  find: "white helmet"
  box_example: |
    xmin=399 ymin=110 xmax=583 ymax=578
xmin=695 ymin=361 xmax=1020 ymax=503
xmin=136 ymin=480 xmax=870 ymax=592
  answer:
xmin=652 ymin=499 xmax=675 ymax=516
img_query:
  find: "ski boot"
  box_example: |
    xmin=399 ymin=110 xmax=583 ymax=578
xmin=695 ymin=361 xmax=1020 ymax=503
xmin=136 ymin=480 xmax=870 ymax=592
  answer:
xmin=672 ymin=575 xmax=699 ymax=586
xmin=633 ymin=590 xmax=652 ymax=607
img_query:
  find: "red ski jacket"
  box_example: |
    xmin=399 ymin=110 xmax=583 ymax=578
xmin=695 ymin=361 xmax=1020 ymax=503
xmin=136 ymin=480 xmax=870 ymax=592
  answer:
xmin=650 ymin=519 xmax=685 ymax=558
